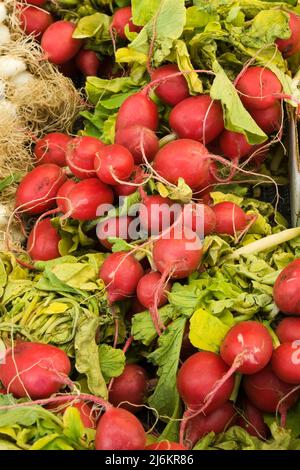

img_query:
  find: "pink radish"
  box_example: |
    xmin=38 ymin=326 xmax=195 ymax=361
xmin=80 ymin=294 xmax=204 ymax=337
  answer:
xmin=115 ymin=125 xmax=159 ymax=165
xmin=111 ymin=6 xmax=142 ymax=41
xmin=34 ymin=132 xmax=72 ymax=167
xmin=182 ymin=203 xmax=216 ymax=237
xmin=27 ymin=218 xmax=60 ymax=261
xmin=273 ymin=259 xmax=300 ymax=315
xmin=19 ymin=5 xmax=53 ymax=39
xmin=67 ymin=136 xmax=105 ymax=179
xmin=75 ymin=50 xmax=101 ymax=76
xmin=109 ymin=364 xmax=148 ymax=413
xmin=56 ymin=178 xmax=76 ymax=212
xmin=219 ymin=130 xmax=254 ymax=161
xmin=169 ymin=95 xmax=224 ymax=144
xmin=114 ymin=166 xmax=146 ymax=197
xmin=96 ymin=216 xmax=134 ymax=250
xmin=272 ymin=342 xmax=300 ymax=384
xmin=276 ymin=317 xmax=300 ymax=343
xmin=212 ymin=202 xmax=248 ymax=236
xmin=249 ymin=102 xmax=282 ymax=135
xmin=139 ymin=193 xmax=175 ymax=235
xmin=116 ymin=93 xmax=159 ymax=131
xmin=151 ymin=64 xmax=190 ymax=106
xmin=27 ymin=0 xmax=45 ymax=5
xmin=276 ymin=12 xmax=300 ymax=58
xmin=94 ymin=144 xmax=134 ymax=186
xmin=236 ymin=399 xmax=269 ymax=439
xmin=41 ymin=21 xmax=82 ymax=65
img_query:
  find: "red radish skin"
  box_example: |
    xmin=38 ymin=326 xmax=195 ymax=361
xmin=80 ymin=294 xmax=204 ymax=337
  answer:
xmin=154 ymin=139 xmax=211 ymax=191
xmin=249 ymin=102 xmax=282 ymax=135
xmin=276 ymin=317 xmax=300 ymax=343
xmin=115 ymin=125 xmax=159 ymax=165
xmin=27 ymin=219 xmax=60 ymax=261
xmin=75 ymin=50 xmax=101 ymax=76
xmin=94 ymin=144 xmax=134 ymax=186
xmin=186 ymin=402 xmax=237 ymax=447
xmin=145 ymin=442 xmax=187 ymax=450
xmin=169 ymin=96 xmax=224 ymax=144
xmin=67 ymin=136 xmax=105 ymax=179
xmin=95 ymin=407 xmax=146 ymax=450
xmin=273 ymin=259 xmax=300 ymax=315
xmin=56 ymin=178 xmax=76 ymax=213
xmin=111 ymin=6 xmax=142 ymax=40
xmin=236 ymin=399 xmax=269 ymax=439
xmin=96 ymin=216 xmax=134 ymax=250
xmin=59 ymin=178 xmax=114 ymax=221
xmin=41 ymin=21 xmax=82 ymax=65
xmin=109 ymin=364 xmax=148 ymax=413
xmin=276 ymin=12 xmax=300 ymax=58
xmin=213 ymin=202 xmax=248 ymax=236
xmin=220 ymin=321 xmax=273 ymax=375
xmin=19 ymin=5 xmax=53 ymax=39
xmin=0 ymin=342 xmax=71 ymax=399
xmin=116 ymin=93 xmax=159 ymax=132
xmin=27 ymin=0 xmax=45 ymax=4
xmin=139 ymin=194 xmax=175 ymax=235
xmin=235 ymin=67 xmax=282 ymax=110
xmin=99 ymin=251 xmax=144 ymax=303
xmin=151 ymin=64 xmax=190 ymax=106
xmin=114 ymin=166 xmax=146 ymax=197
xmin=15 ymin=164 xmax=66 ymax=215
xmin=272 ymin=342 xmax=300 ymax=384
xmin=34 ymin=133 xmax=72 ymax=167
xmin=47 ymin=401 xmax=96 ymax=429
xmin=177 ymin=351 xmax=235 ymax=413
xmin=137 ymin=271 xmax=171 ymax=309
xmin=243 ymin=365 xmax=299 ymax=421
xmin=219 ymin=130 xmax=253 ymax=161
xmin=182 ymin=203 xmax=216 ymax=237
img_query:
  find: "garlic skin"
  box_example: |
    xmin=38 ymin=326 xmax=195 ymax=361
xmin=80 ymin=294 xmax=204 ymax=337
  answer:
xmin=0 ymin=3 xmax=7 ymax=23
xmin=0 ymin=24 xmax=10 ymax=45
xmin=0 ymin=56 xmax=27 ymax=79
xmin=11 ymin=71 xmax=34 ymax=88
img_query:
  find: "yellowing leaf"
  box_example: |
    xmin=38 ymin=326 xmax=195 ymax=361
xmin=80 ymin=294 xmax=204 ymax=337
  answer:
xmin=189 ymin=308 xmax=231 ymax=353
xmin=115 ymin=47 xmax=148 ymax=65
xmin=41 ymin=302 xmax=69 ymax=314
xmin=174 ymin=40 xmax=203 ymax=94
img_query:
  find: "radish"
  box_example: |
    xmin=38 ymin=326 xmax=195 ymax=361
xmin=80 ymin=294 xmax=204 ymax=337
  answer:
xmin=109 ymin=364 xmax=148 ymax=413
xmin=145 ymin=442 xmax=187 ymax=450
xmin=139 ymin=194 xmax=175 ymax=235
xmin=153 ymin=139 xmax=211 ymax=191
xmin=212 ymin=202 xmax=248 ymax=236
xmin=99 ymin=251 xmax=144 ymax=303
xmin=235 ymin=67 xmax=282 ymax=110
xmin=27 ymin=0 xmax=46 ymax=5
xmin=169 ymin=96 xmax=224 ymax=144
xmin=272 ymin=342 xmax=300 ymax=385
xmin=56 ymin=178 xmax=76 ymax=212
xmin=153 ymin=228 xmax=203 ymax=280
xmin=249 ymin=102 xmax=282 ymax=135
xmin=181 ymin=323 xmax=197 ymax=361
xmin=111 ymin=6 xmax=142 ymax=41
xmin=273 ymin=259 xmax=300 ymax=315
xmin=115 ymin=125 xmax=159 ymax=165
xmin=41 ymin=21 xmax=82 ymax=65
xmin=19 ymin=5 xmax=53 ymax=39
xmin=58 ymin=178 xmax=114 ymax=221
xmin=96 ymin=216 xmax=134 ymax=250
xmin=276 ymin=317 xmax=300 ymax=343
xmin=182 ymin=203 xmax=216 ymax=237
xmin=58 ymin=59 xmax=78 ymax=79
xmin=47 ymin=401 xmax=97 ymax=429
xmin=236 ymin=399 xmax=269 ymax=439
xmin=151 ymin=64 xmax=190 ymax=106
xmin=186 ymin=402 xmax=237 ymax=447
xmin=75 ymin=50 xmax=101 ymax=76
xmin=27 ymin=218 xmax=61 ymax=261
xmin=116 ymin=93 xmax=159 ymax=132
xmin=114 ymin=166 xmax=146 ymax=197
xmin=219 ymin=130 xmax=254 ymax=161
xmin=15 ymin=164 xmax=66 ymax=215
xmin=0 ymin=342 xmax=71 ymax=399
xmin=243 ymin=365 xmax=299 ymax=424
xmin=34 ymin=132 xmax=72 ymax=167
xmin=94 ymin=144 xmax=134 ymax=186
xmin=67 ymin=136 xmax=105 ymax=179
xmin=276 ymin=12 xmax=300 ymax=58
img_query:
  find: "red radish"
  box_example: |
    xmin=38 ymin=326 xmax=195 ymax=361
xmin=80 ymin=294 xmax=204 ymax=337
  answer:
xmin=276 ymin=317 xmax=300 ymax=343
xmin=181 ymin=323 xmax=197 ymax=361
xmin=67 ymin=136 xmax=105 ymax=179
xmin=169 ymin=96 xmax=224 ymax=144
xmin=186 ymin=402 xmax=237 ymax=446
xmin=0 ymin=388 xmax=6 ymax=394
xmin=139 ymin=194 xmax=175 ymax=235
xmin=220 ymin=321 xmax=273 ymax=375
xmin=95 ymin=407 xmax=146 ymax=450
xmin=276 ymin=12 xmax=300 ymax=58
xmin=131 ymin=297 xmax=145 ymax=315
xmin=34 ymin=132 xmax=72 ymax=167
xmin=99 ymin=251 xmax=144 ymax=303
xmin=94 ymin=144 xmax=134 ymax=186
xmin=75 ymin=50 xmax=101 ymax=76
xmin=96 ymin=216 xmax=133 ymax=250
xmin=153 ymin=228 xmax=203 ymax=280
xmin=15 ymin=164 xmax=66 ymax=215
xmin=213 ymin=202 xmax=248 ymax=236
xmin=47 ymin=401 xmax=96 ymax=429
xmin=235 ymin=67 xmax=282 ymax=110
xmin=19 ymin=5 xmax=53 ymax=39
xmin=114 ymin=166 xmax=146 ymax=197
xmin=115 ymin=125 xmax=159 ymax=165
xmin=236 ymin=399 xmax=269 ymax=439
xmin=182 ymin=203 xmax=216 ymax=237
xmin=154 ymin=139 xmax=211 ymax=191
xmin=249 ymin=102 xmax=282 ymax=135
xmin=145 ymin=442 xmax=187 ymax=450
xmin=109 ymin=364 xmax=148 ymax=413
xmin=219 ymin=130 xmax=254 ymax=161
xmin=116 ymin=93 xmax=159 ymax=131
xmin=177 ymin=351 xmax=235 ymax=413
xmin=59 ymin=178 xmax=114 ymax=221
xmin=273 ymin=259 xmax=300 ymax=315
xmin=151 ymin=64 xmax=190 ymax=106
xmin=272 ymin=342 xmax=300 ymax=384
xmin=27 ymin=218 xmax=60 ymax=261
xmin=58 ymin=59 xmax=78 ymax=78
xmin=27 ymin=0 xmax=45 ymax=4
xmin=56 ymin=178 xmax=76 ymax=212
xmin=243 ymin=365 xmax=299 ymax=423
xmin=41 ymin=21 xmax=82 ymax=65
xmin=111 ymin=6 xmax=142 ymax=40
xmin=0 ymin=342 xmax=71 ymax=399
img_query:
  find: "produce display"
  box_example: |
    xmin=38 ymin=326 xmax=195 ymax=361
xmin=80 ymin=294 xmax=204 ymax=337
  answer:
xmin=2 ymin=0 xmax=300 ymax=452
